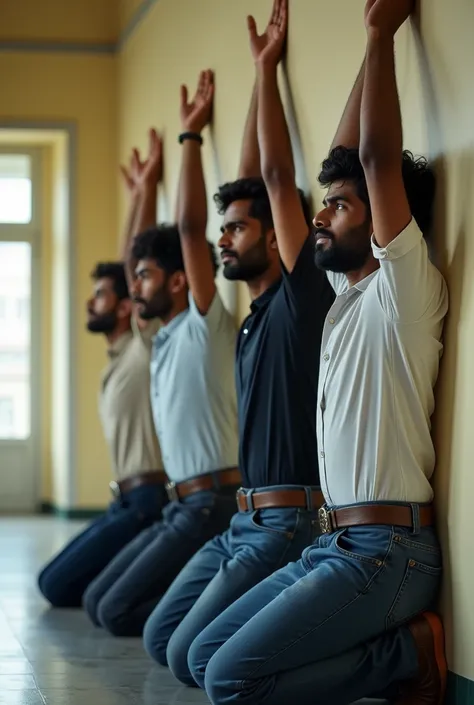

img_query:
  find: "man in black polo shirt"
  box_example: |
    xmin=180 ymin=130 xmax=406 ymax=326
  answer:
xmin=142 ymin=12 xmax=334 ymax=685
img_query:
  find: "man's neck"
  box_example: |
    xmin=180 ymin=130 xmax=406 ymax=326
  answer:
xmin=345 ymin=259 xmax=380 ymax=288
xmin=246 ymin=268 xmax=282 ymax=302
xmin=105 ymin=324 xmax=131 ymax=347
xmin=160 ymin=299 xmax=189 ymax=326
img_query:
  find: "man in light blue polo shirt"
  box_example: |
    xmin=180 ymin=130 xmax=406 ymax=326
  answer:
xmin=82 ymin=128 xmax=240 ymax=637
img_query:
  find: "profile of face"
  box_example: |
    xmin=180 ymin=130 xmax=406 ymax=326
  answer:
xmin=132 ymin=259 xmax=185 ymax=321
xmin=313 ymin=180 xmax=373 ymax=273
xmin=217 ymin=199 xmax=275 ymax=281
xmin=86 ymin=278 xmax=128 ymax=334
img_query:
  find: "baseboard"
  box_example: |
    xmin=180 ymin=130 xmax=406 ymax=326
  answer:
xmin=39 ymin=502 xmax=106 ymax=520
xmin=447 ymin=672 xmax=474 ymax=705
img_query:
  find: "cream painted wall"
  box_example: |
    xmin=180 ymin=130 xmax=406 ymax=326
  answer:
xmin=118 ymin=0 xmax=474 ymax=680
xmin=0 ymin=51 xmax=118 ymax=509
xmin=0 ymin=0 xmax=118 ymax=44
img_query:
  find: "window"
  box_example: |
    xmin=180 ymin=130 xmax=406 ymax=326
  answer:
xmin=0 ymin=155 xmax=32 ymax=224
xmin=0 ymin=397 xmax=14 ymax=436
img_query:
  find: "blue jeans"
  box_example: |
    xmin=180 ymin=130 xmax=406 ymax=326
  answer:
xmin=82 ymin=487 xmax=238 ymax=637
xmin=38 ymin=483 xmax=167 ymax=607
xmin=186 ymin=511 xmax=442 ymax=704
xmin=143 ymin=485 xmax=320 ymax=685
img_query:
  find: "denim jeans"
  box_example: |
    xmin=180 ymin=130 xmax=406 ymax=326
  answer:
xmin=143 ymin=484 xmax=320 ymax=685
xmin=186 ymin=509 xmax=442 ymax=705
xmin=38 ymin=483 xmax=168 ymax=607
xmin=82 ymin=487 xmax=238 ymax=636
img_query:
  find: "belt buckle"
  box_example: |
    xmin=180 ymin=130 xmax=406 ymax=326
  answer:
xmin=165 ymin=481 xmax=179 ymax=502
xmin=109 ymin=481 xmax=121 ymax=499
xmin=318 ymin=506 xmax=333 ymax=534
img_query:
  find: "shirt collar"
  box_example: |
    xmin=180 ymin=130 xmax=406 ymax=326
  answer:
xmin=107 ymin=330 xmax=133 ymax=359
xmin=352 ymin=270 xmax=378 ymax=293
xmin=250 ymin=279 xmax=282 ymax=313
xmin=154 ymin=306 xmax=189 ymax=344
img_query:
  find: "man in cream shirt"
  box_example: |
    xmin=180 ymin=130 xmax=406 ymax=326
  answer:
xmin=38 ymin=262 xmax=167 ymax=608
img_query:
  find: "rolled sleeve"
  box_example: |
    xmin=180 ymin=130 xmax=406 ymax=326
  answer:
xmin=372 ymin=218 xmax=448 ymax=323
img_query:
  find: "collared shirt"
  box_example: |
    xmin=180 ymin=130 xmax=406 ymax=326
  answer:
xmin=318 ymin=218 xmax=449 ymax=506
xmin=236 ymin=235 xmax=335 ymax=488
xmin=99 ymin=318 xmax=163 ymax=481
xmin=150 ymin=291 xmax=238 ymax=482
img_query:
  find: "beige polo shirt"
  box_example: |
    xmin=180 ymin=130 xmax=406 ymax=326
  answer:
xmin=99 ymin=318 xmax=163 ymax=481
xmin=317 ymin=218 xmax=448 ymax=506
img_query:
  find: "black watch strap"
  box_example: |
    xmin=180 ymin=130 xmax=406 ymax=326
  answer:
xmin=178 ymin=132 xmax=203 ymax=145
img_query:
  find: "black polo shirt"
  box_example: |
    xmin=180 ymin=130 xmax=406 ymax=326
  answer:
xmin=236 ymin=234 xmax=335 ymax=488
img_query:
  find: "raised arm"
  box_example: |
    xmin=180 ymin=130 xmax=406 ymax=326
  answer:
xmin=249 ymin=0 xmax=305 ymax=273
xmin=120 ymin=130 xmax=163 ymax=289
xmin=360 ymin=0 xmax=414 ymax=247
xmin=330 ymin=59 xmax=365 ymax=151
xmin=177 ymin=69 xmax=216 ymax=315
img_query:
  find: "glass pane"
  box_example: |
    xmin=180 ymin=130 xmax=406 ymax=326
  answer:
xmin=0 ymin=242 xmax=31 ymax=439
xmin=0 ymin=155 xmax=32 ymax=224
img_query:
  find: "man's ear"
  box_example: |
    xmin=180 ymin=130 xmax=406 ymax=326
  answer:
xmin=268 ymin=229 xmax=278 ymax=251
xmin=169 ymin=270 xmax=187 ymax=295
xmin=117 ymin=297 xmax=133 ymax=320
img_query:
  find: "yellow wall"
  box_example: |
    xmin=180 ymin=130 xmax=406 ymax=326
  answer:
xmin=0 ymin=0 xmax=118 ymax=44
xmin=118 ymin=0 xmax=474 ymax=681
xmin=0 ymin=50 xmax=118 ymax=508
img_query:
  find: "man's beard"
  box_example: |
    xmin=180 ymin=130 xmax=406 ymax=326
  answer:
xmin=221 ymin=235 xmax=270 ymax=282
xmin=134 ymin=286 xmax=173 ymax=321
xmin=314 ymin=220 xmax=372 ymax=273
xmin=86 ymin=311 xmax=117 ymax=334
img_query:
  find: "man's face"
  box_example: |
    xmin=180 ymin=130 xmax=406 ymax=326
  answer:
xmin=86 ymin=278 xmax=120 ymax=334
xmin=217 ymin=200 xmax=273 ymax=281
xmin=313 ymin=181 xmax=373 ymax=273
xmin=132 ymin=259 xmax=174 ymax=321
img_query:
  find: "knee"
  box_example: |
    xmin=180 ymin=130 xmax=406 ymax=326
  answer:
xmin=37 ymin=566 xmax=73 ymax=608
xmin=187 ymin=634 xmax=209 ymax=691
xmin=82 ymin=582 xmax=102 ymax=627
xmin=166 ymin=630 xmax=199 ymax=687
xmin=202 ymin=649 xmax=238 ymax=704
xmin=97 ymin=596 xmax=128 ymax=637
xmin=143 ymin=615 xmax=169 ymax=667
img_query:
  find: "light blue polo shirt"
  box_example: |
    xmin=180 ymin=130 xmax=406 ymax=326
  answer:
xmin=150 ymin=291 xmax=238 ymax=482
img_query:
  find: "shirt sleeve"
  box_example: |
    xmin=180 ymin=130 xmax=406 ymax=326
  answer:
xmin=372 ymin=218 xmax=448 ymax=323
xmin=281 ymin=234 xmax=336 ymax=315
xmin=188 ymin=289 xmax=237 ymax=337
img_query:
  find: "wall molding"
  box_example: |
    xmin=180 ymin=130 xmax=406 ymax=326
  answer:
xmin=0 ymin=0 xmax=160 ymax=55
xmin=40 ymin=502 xmax=106 ymax=520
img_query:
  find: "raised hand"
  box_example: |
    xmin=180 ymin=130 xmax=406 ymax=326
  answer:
xmin=120 ymin=129 xmax=163 ymax=192
xmin=365 ymin=0 xmax=415 ymax=36
xmin=180 ymin=69 xmax=214 ymax=134
xmin=248 ymin=0 xmax=288 ymax=67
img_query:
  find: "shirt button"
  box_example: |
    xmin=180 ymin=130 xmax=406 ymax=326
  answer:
xmin=320 ymin=451 xmax=325 ymax=458
xmin=243 ymin=328 xmax=249 ymax=335
xmin=323 ymin=353 xmax=330 ymax=362
xmin=329 ymin=318 xmax=335 ymax=325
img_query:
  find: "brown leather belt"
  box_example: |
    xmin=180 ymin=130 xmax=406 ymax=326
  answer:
xmin=318 ymin=503 xmax=435 ymax=534
xmin=236 ymin=488 xmax=324 ymax=512
xmin=166 ymin=468 xmax=241 ymax=501
xmin=110 ymin=470 xmax=168 ymax=498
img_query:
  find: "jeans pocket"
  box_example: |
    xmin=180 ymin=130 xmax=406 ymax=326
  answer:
xmin=250 ymin=509 xmax=298 ymax=540
xmin=386 ymin=558 xmax=442 ymax=629
xmin=334 ymin=527 xmax=393 ymax=567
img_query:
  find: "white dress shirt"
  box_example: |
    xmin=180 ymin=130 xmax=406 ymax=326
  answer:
xmin=317 ymin=218 xmax=449 ymax=506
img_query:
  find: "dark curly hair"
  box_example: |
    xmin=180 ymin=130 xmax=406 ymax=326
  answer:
xmin=214 ymin=177 xmax=313 ymax=228
xmin=318 ymin=147 xmax=436 ymax=235
xmin=132 ymin=224 xmax=219 ymax=277
xmin=91 ymin=262 xmax=129 ymax=300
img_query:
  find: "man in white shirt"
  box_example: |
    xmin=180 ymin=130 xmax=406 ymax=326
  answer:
xmin=185 ymin=2 xmax=448 ymax=705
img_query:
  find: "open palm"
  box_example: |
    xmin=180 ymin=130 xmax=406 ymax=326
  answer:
xmin=248 ymin=0 xmax=288 ymax=65
xmin=181 ymin=69 xmax=214 ymax=134
xmin=365 ymin=0 xmax=415 ymax=34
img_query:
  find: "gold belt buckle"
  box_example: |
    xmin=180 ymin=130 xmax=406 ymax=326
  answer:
xmin=318 ymin=506 xmax=333 ymax=534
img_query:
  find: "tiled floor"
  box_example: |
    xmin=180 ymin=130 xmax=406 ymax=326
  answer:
xmin=0 ymin=516 xmax=388 ymax=704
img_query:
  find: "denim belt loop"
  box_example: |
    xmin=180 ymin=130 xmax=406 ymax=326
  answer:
xmin=246 ymin=489 xmax=255 ymax=512
xmin=304 ymin=486 xmax=313 ymax=512
xmin=410 ymin=503 xmax=421 ymax=535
